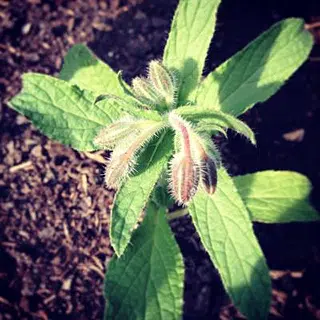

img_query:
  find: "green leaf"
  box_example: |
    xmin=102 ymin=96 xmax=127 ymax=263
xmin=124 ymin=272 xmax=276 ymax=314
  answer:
xmin=95 ymin=95 xmax=162 ymax=121
xmin=59 ymin=44 xmax=125 ymax=97
xmin=234 ymin=171 xmax=320 ymax=223
xmin=9 ymin=73 xmax=123 ymax=151
xmin=188 ymin=169 xmax=271 ymax=320
xmin=105 ymin=203 xmax=184 ymax=320
xmin=163 ymin=0 xmax=221 ymax=104
xmin=196 ymin=123 xmax=227 ymax=137
xmin=111 ymin=131 xmax=173 ymax=256
xmin=176 ymin=106 xmax=256 ymax=144
xmin=196 ymin=19 xmax=313 ymax=116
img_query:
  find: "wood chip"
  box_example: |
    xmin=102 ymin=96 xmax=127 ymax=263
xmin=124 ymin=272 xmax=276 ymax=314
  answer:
xmin=283 ymin=128 xmax=305 ymax=142
xmin=9 ymin=160 xmax=33 ymax=173
xmin=81 ymin=174 xmax=88 ymax=194
xmin=83 ymin=151 xmax=107 ymax=164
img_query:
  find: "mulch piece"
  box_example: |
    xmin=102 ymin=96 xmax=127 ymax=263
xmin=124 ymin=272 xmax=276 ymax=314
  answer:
xmin=1 ymin=0 xmax=320 ymax=319
xmin=0 ymin=1 xmax=140 ymax=319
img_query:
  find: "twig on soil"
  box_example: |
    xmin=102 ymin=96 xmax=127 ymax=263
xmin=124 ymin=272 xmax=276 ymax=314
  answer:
xmin=0 ymin=296 xmax=11 ymax=306
xmin=81 ymin=174 xmax=88 ymax=194
xmin=83 ymin=151 xmax=106 ymax=164
xmin=9 ymin=160 xmax=33 ymax=173
xmin=305 ymin=22 xmax=320 ymax=30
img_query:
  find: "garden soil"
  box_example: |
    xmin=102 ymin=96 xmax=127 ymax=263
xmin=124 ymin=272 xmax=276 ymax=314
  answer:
xmin=1 ymin=0 xmax=320 ymax=319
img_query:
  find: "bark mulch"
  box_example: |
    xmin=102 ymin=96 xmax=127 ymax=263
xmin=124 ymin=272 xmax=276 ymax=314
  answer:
xmin=1 ymin=0 xmax=320 ymax=319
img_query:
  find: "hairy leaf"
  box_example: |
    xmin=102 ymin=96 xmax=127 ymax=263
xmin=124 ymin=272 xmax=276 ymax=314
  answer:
xmin=59 ymin=44 xmax=126 ymax=97
xmin=189 ymin=169 xmax=271 ymax=320
xmin=9 ymin=73 xmax=122 ymax=151
xmin=196 ymin=19 xmax=313 ymax=116
xmin=111 ymin=131 xmax=173 ymax=256
xmin=105 ymin=203 xmax=184 ymax=320
xmin=234 ymin=171 xmax=320 ymax=223
xmin=163 ymin=0 xmax=221 ymax=103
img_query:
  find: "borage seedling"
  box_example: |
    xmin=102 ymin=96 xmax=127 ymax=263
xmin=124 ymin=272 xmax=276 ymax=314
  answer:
xmin=9 ymin=0 xmax=320 ymax=319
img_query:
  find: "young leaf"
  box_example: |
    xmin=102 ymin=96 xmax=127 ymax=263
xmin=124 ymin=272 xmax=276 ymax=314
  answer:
xmin=176 ymin=106 xmax=256 ymax=144
xmin=196 ymin=19 xmax=313 ymax=116
xmin=234 ymin=171 xmax=320 ymax=223
xmin=196 ymin=122 xmax=228 ymax=137
xmin=163 ymin=0 xmax=221 ymax=104
xmin=111 ymin=131 xmax=173 ymax=256
xmin=105 ymin=203 xmax=184 ymax=320
xmin=59 ymin=44 xmax=126 ymax=97
xmin=9 ymin=73 xmax=123 ymax=151
xmin=188 ymin=169 xmax=271 ymax=320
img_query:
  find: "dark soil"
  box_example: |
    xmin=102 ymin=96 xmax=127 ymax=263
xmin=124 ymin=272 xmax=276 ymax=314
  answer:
xmin=1 ymin=0 xmax=320 ymax=319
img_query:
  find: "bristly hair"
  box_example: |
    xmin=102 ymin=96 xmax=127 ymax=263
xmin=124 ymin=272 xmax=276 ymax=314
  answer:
xmin=168 ymin=152 xmax=200 ymax=205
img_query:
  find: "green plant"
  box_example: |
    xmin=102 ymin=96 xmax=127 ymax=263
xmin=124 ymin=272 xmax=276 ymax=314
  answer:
xmin=8 ymin=0 xmax=319 ymax=319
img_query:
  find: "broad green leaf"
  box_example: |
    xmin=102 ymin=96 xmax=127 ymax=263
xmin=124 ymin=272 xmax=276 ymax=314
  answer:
xmin=196 ymin=19 xmax=313 ymax=116
xmin=105 ymin=203 xmax=184 ymax=320
xmin=176 ymin=106 xmax=256 ymax=144
xmin=189 ymin=169 xmax=271 ymax=320
xmin=9 ymin=73 xmax=123 ymax=151
xmin=163 ymin=0 xmax=221 ymax=104
xmin=234 ymin=171 xmax=320 ymax=223
xmin=59 ymin=44 xmax=125 ymax=97
xmin=111 ymin=131 xmax=173 ymax=256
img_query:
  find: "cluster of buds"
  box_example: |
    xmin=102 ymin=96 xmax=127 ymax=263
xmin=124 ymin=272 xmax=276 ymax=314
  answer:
xmin=94 ymin=111 xmax=220 ymax=204
xmin=168 ymin=113 xmax=219 ymax=204
xmin=94 ymin=60 xmax=226 ymax=205
xmin=131 ymin=60 xmax=178 ymax=111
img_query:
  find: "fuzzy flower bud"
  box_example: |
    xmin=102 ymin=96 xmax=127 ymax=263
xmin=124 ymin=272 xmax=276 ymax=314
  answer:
xmin=191 ymin=134 xmax=219 ymax=195
xmin=169 ymin=153 xmax=200 ymax=205
xmin=168 ymin=113 xmax=200 ymax=204
xmin=94 ymin=119 xmax=138 ymax=149
xmin=131 ymin=77 xmax=160 ymax=106
xmin=104 ymin=121 xmax=165 ymax=189
xmin=200 ymin=155 xmax=218 ymax=195
xmin=148 ymin=60 xmax=177 ymax=108
xmin=169 ymin=112 xmax=219 ymax=198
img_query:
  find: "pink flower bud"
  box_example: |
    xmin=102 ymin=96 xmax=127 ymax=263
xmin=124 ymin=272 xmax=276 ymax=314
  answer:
xmin=169 ymin=153 xmax=200 ymax=204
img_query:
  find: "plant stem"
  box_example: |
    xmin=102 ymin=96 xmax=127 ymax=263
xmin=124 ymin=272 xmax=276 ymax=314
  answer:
xmin=167 ymin=207 xmax=189 ymax=221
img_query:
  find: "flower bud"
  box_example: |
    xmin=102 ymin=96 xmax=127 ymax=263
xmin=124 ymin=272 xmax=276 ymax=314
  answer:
xmin=94 ymin=119 xmax=139 ymax=149
xmin=190 ymin=134 xmax=219 ymax=195
xmin=200 ymin=155 xmax=217 ymax=195
xmin=131 ymin=77 xmax=160 ymax=105
xmin=148 ymin=60 xmax=177 ymax=107
xmin=169 ymin=153 xmax=200 ymax=204
xmin=104 ymin=152 xmax=134 ymax=189
xmin=104 ymin=121 xmax=165 ymax=189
